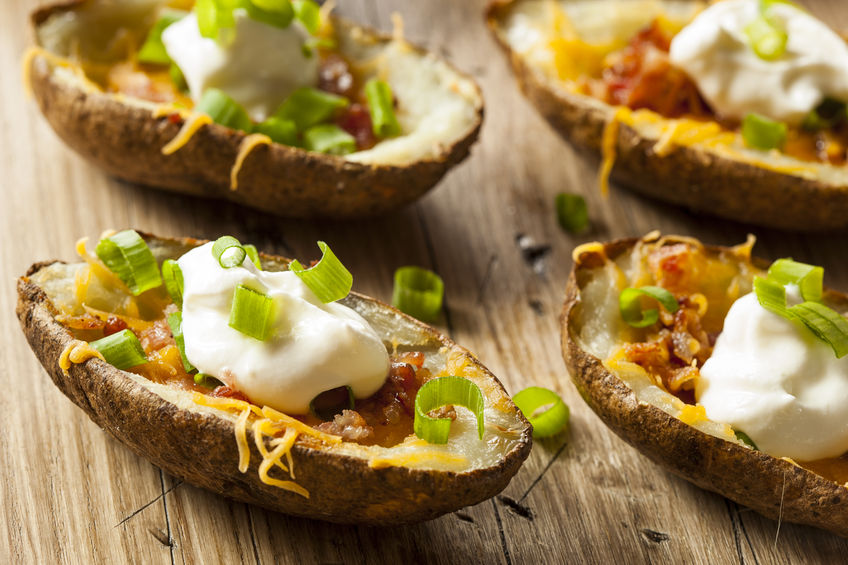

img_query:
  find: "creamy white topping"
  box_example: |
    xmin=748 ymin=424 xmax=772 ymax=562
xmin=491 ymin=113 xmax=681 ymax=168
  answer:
xmin=177 ymin=242 xmax=389 ymax=414
xmin=162 ymin=10 xmax=318 ymax=122
xmin=669 ymin=0 xmax=848 ymax=125
xmin=697 ymin=288 xmax=848 ymax=460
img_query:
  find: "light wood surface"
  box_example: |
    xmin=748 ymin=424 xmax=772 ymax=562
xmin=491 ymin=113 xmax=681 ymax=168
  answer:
xmin=3 ymin=0 xmax=848 ymax=563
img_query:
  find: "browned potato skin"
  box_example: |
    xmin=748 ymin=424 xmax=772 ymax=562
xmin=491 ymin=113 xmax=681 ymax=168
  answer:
xmin=16 ymin=234 xmax=531 ymax=525
xmin=28 ymin=3 xmax=483 ymax=219
xmin=487 ymin=0 xmax=848 ymax=231
xmin=561 ymin=236 xmax=848 ymax=538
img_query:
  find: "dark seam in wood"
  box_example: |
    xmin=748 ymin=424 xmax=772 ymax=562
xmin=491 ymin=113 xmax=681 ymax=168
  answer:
xmin=114 ymin=480 xmax=183 ymax=528
xmin=497 ymin=496 xmax=533 ymax=520
xmin=738 ymin=507 xmax=760 ymax=565
xmin=491 ymin=498 xmax=513 ymax=565
xmin=476 ymin=254 xmax=498 ymax=305
xmin=518 ymin=440 xmax=569 ymax=502
xmin=246 ymin=509 xmax=263 ymax=565
xmin=454 ymin=511 xmax=475 ymax=524
xmin=159 ymin=471 xmax=176 ymax=565
xmin=725 ymin=499 xmax=745 ymax=564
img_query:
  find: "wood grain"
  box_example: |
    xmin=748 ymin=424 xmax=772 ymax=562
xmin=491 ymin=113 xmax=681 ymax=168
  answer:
xmin=3 ymin=0 xmax=848 ymax=563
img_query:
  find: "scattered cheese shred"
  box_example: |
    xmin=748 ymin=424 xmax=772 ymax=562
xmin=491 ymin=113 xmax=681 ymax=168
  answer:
xmin=599 ymin=107 xmax=630 ymax=197
xmin=161 ymin=114 xmax=212 ymax=155
xmin=58 ymin=340 xmax=105 ymax=375
xmin=678 ymin=404 xmax=707 ymax=426
xmin=230 ymin=134 xmax=271 ymax=191
xmin=571 ymin=241 xmax=606 ymax=263
xmin=369 ymin=449 xmax=467 ymax=469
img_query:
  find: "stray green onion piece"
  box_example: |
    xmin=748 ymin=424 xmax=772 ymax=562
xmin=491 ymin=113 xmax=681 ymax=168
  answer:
xmin=789 ymin=302 xmax=848 ymax=358
xmin=767 ymin=258 xmax=823 ymax=302
xmin=253 ymin=117 xmax=299 ymax=147
xmin=194 ymin=373 xmax=224 ymax=389
xmin=802 ymin=98 xmax=848 ymax=131
xmin=392 ymin=266 xmax=444 ymax=323
xmin=619 ymin=286 xmax=679 ymax=328
xmin=555 ymin=193 xmax=589 ymax=234
xmin=309 ymin=386 xmax=355 ymax=421
xmin=243 ymin=244 xmax=262 ymax=269
xmin=288 ymin=241 xmax=353 ymax=303
xmin=741 ymin=113 xmax=787 ymax=150
xmin=212 ymin=235 xmax=247 ymax=268
xmin=167 ymin=311 xmax=196 ymax=372
xmin=90 ymin=329 xmax=148 ymax=371
xmin=512 ymin=386 xmax=569 ymax=438
xmin=195 ymin=0 xmax=236 ymax=40
xmin=364 ymin=79 xmax=402 ymax=138
xmin=137 ymin=9 xmax=187 ymax=65
xmin=229 ymin=284 xmax=275 ymax=341
xmin=734 ymin=430 xmax=759 ymax=450
xmin=292 ymin=0 xmax=320 ymax=34
xmin=274 ymin=87 xmax=349 ymax=131
xmin=413 ymin=376 xmax=485 ymax=444
xmin=161 ymin=259 xmax=184 ymax=308
xmin=303 ymin=124 xmax=356 ymax=155
xmin=743 ymin=13 xmax=787 ymax=61
xmin=244 ymin=0 xmax=295 ymax=29
xmin=95 ymin=230 xmax=163 ymax=296
xmin=196 ymin=88 xmax=252 ymax=132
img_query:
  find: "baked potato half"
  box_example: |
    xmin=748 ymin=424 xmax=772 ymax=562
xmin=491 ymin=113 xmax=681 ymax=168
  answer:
xmin=27 ymin=0 xmax=483 ymax=218
xmin=561 ymin=233 xmax=848 ymax=537
xmin=488 ymin=0 xmax=848 ymax=231
xmin=17 ymin=233 xmax=531 ymax=525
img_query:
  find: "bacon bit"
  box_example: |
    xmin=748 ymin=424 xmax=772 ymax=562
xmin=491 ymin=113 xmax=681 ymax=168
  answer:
xmin=103 ymin=316 xmax=128 ymax=337
xmin=106 ymin=62 xmax=177 ymax=104
xmin=316 ymin=409 xmax=374 ymax=442
xmin=318 ymin=53 xmax=355 ymax=98
xmin=138 ymin=319 xmax=174 ymax=354
xmin=211 ymin=386 xmax=251 ymax=403
xmin=337 ymin=103 xmax=377 ymax=150
xmin=168 ymin=113 xmax=182 ymax=125
xmin=648 ymin=243 xmax=701 ymax=295
xmin=393 ymin=350 xmax=425 ymax=369
xmin=58 ymin=314 xmax=106 ymax=331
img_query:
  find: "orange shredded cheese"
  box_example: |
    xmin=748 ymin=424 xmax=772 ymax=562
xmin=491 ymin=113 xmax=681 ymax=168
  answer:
xmin=572 ymin=241 xmax=607 ymax=263
xmin=599 ymin=107 xmax=631 ymax=197
xmin=59 ymin=340 xmax=105 ymax=375
xmin=368 ymin=449 xmax=467 ymax=469
xmin=161 ymin=114 xmax=212 ymax=155
xmin=230 ymin=134 xmax=271 ymax=190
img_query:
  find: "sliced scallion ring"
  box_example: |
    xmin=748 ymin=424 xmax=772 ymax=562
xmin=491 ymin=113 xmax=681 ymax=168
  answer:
xmin=619 ymin=286 xmax=679 ymax=328
xmin=274 ymin=87 xmax=349 ymax=131
xmin=194 ymin=373 xmax=224 ymax=389
xmin=253 ymin=117 xmax=298 ymax=146
xmin=365 ymin=79 xmax=401 ymax=138
xmin=137 ymin=9 xmax=187 ymax=65
xmin=555 ymin=193 xmax=589 ymax=234
xmin=288 ymin=241 xmax=352 ymax=303
xmin=196 ymin=88 xmax=252 ymax=132
xmin=161 ymin=259 xmax=184 ymax=307
xmin=788 ymin=301 xmax=848 ymax=358
xmin=229 ymin=284 xmax=275 ymax=341
xmin=95 ymin=230 xmax=162 ymax=296
xmin=303 ymin=124 xmax=356 ymax=155
xmin=512 ymin=386 xmax=569 ymax=438
xmin=413 ymin=376 xmax=485 ymax=444
xmin=734 ymin=430 xmax=759 ymax=450
xmin=167 ymin=311 xmax=195 ymax=373
xmin=212 ymin=236 xmax=247 ymax=268
xmin=392 ymin=266 xmax=444 ymax=322
xmin=767 ymin=258 xmax=823 ymax=302
xmin=243 ymin=244 xmax=262 ymax=269
xmin=90 ymin=329 xmax=148 ymax=370
xmin=743 ymin=14 xmax=787 ymax=61
xmin=742 ymin=113 xmax=787 ymax=150
xmin=292 ymin=0 xmax=320 ymax=34
xmin=244 ymin=0 xmax=295 ymax=29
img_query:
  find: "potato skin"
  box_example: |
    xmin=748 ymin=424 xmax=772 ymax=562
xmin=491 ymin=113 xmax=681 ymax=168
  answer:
xmin=561 ymin=237 xmax=848 ymax=538
xmin=487 ymin=0 xmax=848 ymax=231
xmin=16 ymin=236 xmax=531 ymax=525
xmin=28 ymin=4 xmax=483 ymax=219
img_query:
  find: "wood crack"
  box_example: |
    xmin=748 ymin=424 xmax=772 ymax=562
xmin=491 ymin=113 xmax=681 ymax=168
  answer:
xmin=246 ymin=509 xmax=263 ymax=565
xmin=114 ymin=479 xmax=183 ymax=528
xmin=159 ymin=471 xmax=176 ymax=565
xmin=491 ymin=498 xmax=513 ymax=565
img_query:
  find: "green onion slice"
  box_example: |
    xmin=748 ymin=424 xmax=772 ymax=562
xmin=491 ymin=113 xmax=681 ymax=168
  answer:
xmin=195 ymin=0 xmax=237 ymax=40
xmin=741 ymin=113 xmax=787 ymax=150
xmin=309 ymin=386 xmax=355 ymax=421
xmin=413 ymin=376 xmax=485 ymax=444
xmin=744 ymin=13 xmax=787 ymax=61
xmin=555 ymin=193 xmax=589 ymax=234
xmin=243 ymin=244 xmax=262 ymax=269
xmin=95 ymin=230 xmax=162 ymax=296
xmin=161 ymin=259 xmax=184 ymax=308
xmin=619 ymin=286 xmax=679 ymax=328
xmin=252 ymin=117 xmax=299 ymax=146
xmin=137 ymin=9 xmax=187 ymax=65
xmin=167 ymin=311 xmax=196 ymax=372
xmin=90 ymin=329 xmax=148 ymax=370
xmin=392 ymin=266 xmax=444 ymax=323
xmin=229 ymin=284 xmax=275 ymax=341
xmin=212 ymin=235 xmax=247 ymax=268
xmin=196 ymin=88 xmax=252 ymax=132
xmin=512 ymin=386 xmax=570 ymax=438
xmin=288 ymin=241 xmax=352 ymax=303
xmin=364 ymin=79 xmax=401 ymax=138
xmin=788 ymin=301 xmax=848 ymax=358
xmin=767 ymin=258 xmax=823 ymax=302
xmin=292 ymin=0 xmax=320 ymax=34
xmin=243 ymin=0 xmax=294 ymax=29
xmin=194 ymin=373 xmax=224 ymax=388
xmin=734 ymin=429 xmax=759 ymax=450
xmin=303 ymin=124 xmax=356 ymax=155
xmin=274 ymin=87 xmax=348 ymax=131
xmin=169 ymin=62 xmax=188 ymax=92
xmin=802 ymin=98 xmax=848 ymax=131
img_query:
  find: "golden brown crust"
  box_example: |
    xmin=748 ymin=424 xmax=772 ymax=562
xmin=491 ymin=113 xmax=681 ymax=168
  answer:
xmin=28 ymin=4 xmax=483 ymax=219
xmin=16 ymin=234 xmax=531 ymax=525
xmin=487 ymin=0 xmax=848 ymax=231
xmin=561 ymin=236 xmax=848 ymax=538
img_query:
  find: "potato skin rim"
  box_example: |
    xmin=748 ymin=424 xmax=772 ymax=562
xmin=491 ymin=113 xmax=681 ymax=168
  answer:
xmin=560 ymin=236 xmax=848 ymax=538
xmin=486 ymin=0 xmax=848 ymax=231
xmin=16 ymin=233 xmax=531 ymax=525
xmin=28 ymin=2 xmax=484 ymax=219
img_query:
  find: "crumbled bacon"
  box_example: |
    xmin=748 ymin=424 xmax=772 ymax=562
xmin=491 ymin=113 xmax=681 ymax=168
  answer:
xmin=138 ymin=319 xmax=174 ymax=353
xmin=316 ymin=409 xmax=374 ymax=442
xmin=337 ymin=103 xmax=377 ymax=150
xmin=211 ymin=386 xmax=251 ymax=403
xmin=103 ymin=316 xmax=128 ymax=336
xmin=60 ymin=314 xmax=106 ymax=331
xmin=318 ymin=54 xmax=356 ymax=98
xmin=648 ymin=243 xmax=700 ymax=296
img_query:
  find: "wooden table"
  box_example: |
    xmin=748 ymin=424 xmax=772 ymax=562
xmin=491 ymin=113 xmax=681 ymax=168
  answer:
xmin=3 ymin=0 xmax=848 ymax=562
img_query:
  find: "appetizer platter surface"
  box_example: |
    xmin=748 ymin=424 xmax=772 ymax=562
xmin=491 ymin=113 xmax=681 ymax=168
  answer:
xmin=6 ymin=0 xmax=848 ymax=563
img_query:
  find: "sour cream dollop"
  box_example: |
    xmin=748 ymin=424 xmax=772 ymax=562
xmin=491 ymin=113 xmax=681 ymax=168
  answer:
xmin=177 ymin=242 xmax=390 ymax=414
xmin=669 ymin=0 xmax=848 ymax=125
xmin=162 ymin=10 xmax=318 ymax=121
xmin=697 ymin=289 xmax=848 ymax=461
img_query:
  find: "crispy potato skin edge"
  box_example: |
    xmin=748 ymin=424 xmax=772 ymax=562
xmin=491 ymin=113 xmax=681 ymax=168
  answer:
xmin=28 ymin=4 xmax=483 ymax=219
xmin=560 ymin=236 xmax=848 ymax=538
xmin=487 ymin=0 xmax=848 ymax=231
xmin=15 ymin=234 xmax=531 ymax=525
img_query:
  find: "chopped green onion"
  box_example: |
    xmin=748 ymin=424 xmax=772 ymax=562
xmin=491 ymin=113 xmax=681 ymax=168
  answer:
xmin=137 ymin=9 xmax=187 ymax=65
xmin=753 ymin=276 xmax=788 ymax=316
xmin=90 ymin=329 xmax=148 ymax=370
xmin=212 ymin=235 xmax=247 ymax=268
xmin=364 ymin=79 xmax=401 ymax=138
xmin=194 ymin=373 xmax=224 ymax=388
xmin=196 ymin=88 xmax=251 ymax=132
xmin=802 ymin=98 xmax=848 ymax=131
xmin=619 ymin=286 xmax=679 ymax=328
xmin=301 ymin=37 xmax=336 ymax=57
xmin=252 ymin=117 xmax=299 ymax=146
xmin=392 ymin=266 xmax=444 ymax=323
xmin=273 ymin=87 xmax=348 ymax=131
xmin=767 ymin=258 xmax=823 ymax=302
xmin=229 ymin=284 xmax=275 ymax=341
xmin=243 ymin=244 xmax=262 ymax=269
xmin=309 ymin=386 xmax=355 ymax=420
xmin=555 ymin=193 xmax=589 ymax=234
xmin=292 ymin=0 xmax=320 ymax=34
xmin=167 ymin=311 xmax=195 ymax=372
xmin=161 ymin=259 xmax=184 ymax=308
xmin=744 ymin=14 xmax=787 ymax=61
xmin=742 ymin=113 xmax=787 ymax=150
xmin=413 ymin=376 xmax=485 ymax=444
xmin=788 ymin=301 xmax=848 ymax=358
xmin=95 ymin=230 xmax=162 ymax=296
xmin=288 ymin=241 xmax=352 ymax=303
xmin=195 ymin=0 xmax=237 ymax=40
xmin=734 ymin=430 xmax=759 ymax=450
xmin=169 ymin=62 xmax=188 ymax=92
xmin=512 ymin=386 xmax=569 ymax=438
xmin=243 ymin=0 xmax=294 ymax=28
xmin=303 ymin=124 xmax=356 ymax=155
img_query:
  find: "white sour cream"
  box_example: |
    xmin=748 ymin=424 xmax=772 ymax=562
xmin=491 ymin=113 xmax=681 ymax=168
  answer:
xmin=177 ymin=242 xmax=390 ymax=414
xmin=697 ymin=289 xmax=848 ymax=461
xmin=162 ymin=10 xmax=318 ymax=122
xmin=669 ymin=0 xmax=848 ymax=125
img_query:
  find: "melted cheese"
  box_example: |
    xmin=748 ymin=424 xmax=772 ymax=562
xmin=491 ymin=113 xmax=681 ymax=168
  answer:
xmin=230 ymin=133 xmax=271 ymax=190
xmin=599 ymin=107 xmax=629 ymax=197
xmin=161 ymin=113 xmax=212 ymax=155
xmin=59 ymin=340 xmax=105 ymax=375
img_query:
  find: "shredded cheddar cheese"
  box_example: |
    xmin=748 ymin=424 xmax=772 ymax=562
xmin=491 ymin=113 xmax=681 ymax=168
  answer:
xmin=572 ymin=241 xmax=607 ymax=263
xmin=59 ymin=340 xmax=105 ymax=375
xmin=230 ymin=134 xmax=271 ymax=190
xmin=599 ymin=107 xmax=630 ymax=197
xmin=678 ymin=404 xmax=707 ymax=426
xmin=161 ymin=114 xmax=212 ymax=155
xmin=369 ymin=449 xmax=467 ymax=469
